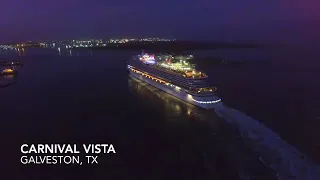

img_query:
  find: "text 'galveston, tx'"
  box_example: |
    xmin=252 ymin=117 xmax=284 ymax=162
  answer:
xmin=20 ymin=144 xmax=116 ymax=165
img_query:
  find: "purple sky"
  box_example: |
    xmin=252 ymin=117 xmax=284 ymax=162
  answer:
xmin=0 ymin=0 xmax=319 ymax=43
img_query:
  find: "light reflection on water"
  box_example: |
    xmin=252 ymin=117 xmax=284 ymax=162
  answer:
xmin=127 ymin=75 xmax=320 ymax=179
xmin=127 ymin=76 xmax=205 ymax=121
xmin=0 ymin=74 xmax=18 ymax=87
xmin=3 ymin=47 xmax=95 ymax=57
xmin=16 ymin=48 xmax=25 ymax=56
xmin=0 ymin=47 xmax=318 ymax=178
xmin=2 ymin=74 xmax=15 ymax=79
xmin=127 ymin=75 xmax=281 ymax=179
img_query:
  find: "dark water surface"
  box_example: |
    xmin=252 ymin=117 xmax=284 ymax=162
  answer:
xmin=194 ymin=47 xmax=320 ymax=163
xmin=0 ymin=47 xmax=319 ymax=179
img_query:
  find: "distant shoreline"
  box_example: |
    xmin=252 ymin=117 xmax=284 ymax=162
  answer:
xmin=70 ymin=41 xmax=265 ymax=52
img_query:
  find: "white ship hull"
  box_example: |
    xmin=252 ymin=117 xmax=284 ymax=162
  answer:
xmin=128 ymin=68 xmax=222 ymax=109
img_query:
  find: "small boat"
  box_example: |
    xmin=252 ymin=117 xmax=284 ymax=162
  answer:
xmin=1 ymin=68 xmax=16 ymax=75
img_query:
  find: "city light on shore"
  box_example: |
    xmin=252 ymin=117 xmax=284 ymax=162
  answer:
xmin=0 ymin=37 xmax=176 ymax=50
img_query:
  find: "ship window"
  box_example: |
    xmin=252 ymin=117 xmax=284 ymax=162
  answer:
xmin=192 ymin=87 xmax=217 ymax=93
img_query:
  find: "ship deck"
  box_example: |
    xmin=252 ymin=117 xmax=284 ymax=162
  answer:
xmin=128 ymin=65 xmax=217 ymax=96
xmin=148 ymin=63 xmax=208 ymax=80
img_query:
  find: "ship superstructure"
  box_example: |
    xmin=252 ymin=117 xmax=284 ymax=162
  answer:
xmin=127 ymin=52 xmax=221 ymax=109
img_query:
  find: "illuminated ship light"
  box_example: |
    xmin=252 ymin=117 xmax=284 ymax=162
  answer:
xmin=2 ymin=68 xmax=14 ymax=73
xmin=139 ymin=53 xmax=156 ymax=65
xmin=128 ymin=53 xmax=222 ymax=109
xmin=129 ymin=66 xmax=167 ymax=84
xmin=128 ymin=65 xmax=221 ymax=105
xmin=191 ymin=98 xmax=221 ymax=104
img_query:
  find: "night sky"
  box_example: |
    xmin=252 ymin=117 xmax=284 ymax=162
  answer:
xmin=0 ymin=0 xmax=319 ymax=43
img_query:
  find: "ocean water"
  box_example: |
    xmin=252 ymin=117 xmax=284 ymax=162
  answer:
xmin=0 ymin=47 xmax=319 ymax=179
xmin=195 ymin=46 xmax=320 ymax=163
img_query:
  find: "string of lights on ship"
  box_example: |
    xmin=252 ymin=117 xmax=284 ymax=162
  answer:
xmin=128 ymin=65 xmax=221 ymax=104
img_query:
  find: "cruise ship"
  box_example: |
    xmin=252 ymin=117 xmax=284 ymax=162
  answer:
xmin=127 ymin=52 xmax=222 ymax=109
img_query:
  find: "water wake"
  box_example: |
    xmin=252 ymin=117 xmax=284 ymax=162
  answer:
xmin=215 ymin=103 xmax=320 ymax=180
